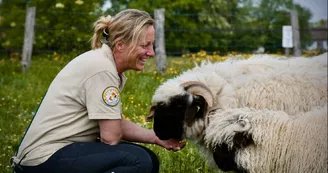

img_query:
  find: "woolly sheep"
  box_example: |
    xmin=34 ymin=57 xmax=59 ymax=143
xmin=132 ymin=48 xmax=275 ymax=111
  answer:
xmin=204 ymin=106 xmax=327 ymax=172
xmin=148 ymin=53 xmax=327 ymax=142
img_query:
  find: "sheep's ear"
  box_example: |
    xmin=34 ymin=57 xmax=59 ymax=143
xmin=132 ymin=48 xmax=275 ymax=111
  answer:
xmin=227 ymin=115 xmax=253 ymax=148
xmin=146 ymin=105 xmax=156 ymax=122
xmin=206 ymin=113 xmax=253 ymax=151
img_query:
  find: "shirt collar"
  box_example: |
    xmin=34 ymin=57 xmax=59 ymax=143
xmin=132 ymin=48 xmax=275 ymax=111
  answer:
xmin=101 ymin=44 xmax=127 ymax=90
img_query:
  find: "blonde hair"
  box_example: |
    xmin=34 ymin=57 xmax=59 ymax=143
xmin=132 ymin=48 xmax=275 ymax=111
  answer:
xmin=91 ymin=9 xmax=154 ymax=53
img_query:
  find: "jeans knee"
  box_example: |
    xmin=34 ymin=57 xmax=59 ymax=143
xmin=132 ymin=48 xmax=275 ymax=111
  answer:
xmin=135 ymin=149 xmax=153 ymax=173
xmin=117 ymin=143 xmax=159 ymax=173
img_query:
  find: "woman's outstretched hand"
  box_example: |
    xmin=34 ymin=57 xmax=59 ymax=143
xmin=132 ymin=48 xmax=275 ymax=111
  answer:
xmin=155 ymin=138 xmax=186 ymax=152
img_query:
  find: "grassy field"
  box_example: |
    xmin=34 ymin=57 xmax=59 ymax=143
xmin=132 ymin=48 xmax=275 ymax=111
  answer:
xmin=0 ymin=51 xmax=231 ymax=173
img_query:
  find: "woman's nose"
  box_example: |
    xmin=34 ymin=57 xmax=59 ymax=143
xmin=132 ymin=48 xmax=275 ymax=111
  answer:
xmin=147 ymin=46 xmax=155 ymax=56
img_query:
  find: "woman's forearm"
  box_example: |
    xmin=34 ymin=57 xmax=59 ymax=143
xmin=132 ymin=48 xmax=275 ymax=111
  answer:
xmin=120 ymin=118 xmax=158 ymax=144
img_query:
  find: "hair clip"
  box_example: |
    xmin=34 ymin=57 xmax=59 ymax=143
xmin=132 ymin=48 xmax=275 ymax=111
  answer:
xmin=103 ymin=29 xmax=109 ymax=37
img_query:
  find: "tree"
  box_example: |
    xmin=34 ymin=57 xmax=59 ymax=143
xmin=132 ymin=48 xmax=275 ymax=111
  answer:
xmin=0 ymin=0 xmax=314 ymax=56
xmin=255 ymin=0 xmax=312 ymax=53
xmin=109 ymin=0 xmax=236 ymax=55
xmin=0 ymin=0 xmax=27 ymax=54
xmin=0 ymin=0 xmax=104 ymax=56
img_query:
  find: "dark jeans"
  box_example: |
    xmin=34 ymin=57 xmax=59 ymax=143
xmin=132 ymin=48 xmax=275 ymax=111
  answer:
xmin=14 ymin=142 xmax=159 ymax=173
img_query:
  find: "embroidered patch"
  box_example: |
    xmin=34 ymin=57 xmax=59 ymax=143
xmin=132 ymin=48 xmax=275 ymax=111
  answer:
xmin=102 ymin=86 xmax=120 ymax=106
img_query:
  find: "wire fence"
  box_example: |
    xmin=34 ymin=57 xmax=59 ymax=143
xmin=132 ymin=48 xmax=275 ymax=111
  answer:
xmin=0 ymin=8 xmax=327 ymax=57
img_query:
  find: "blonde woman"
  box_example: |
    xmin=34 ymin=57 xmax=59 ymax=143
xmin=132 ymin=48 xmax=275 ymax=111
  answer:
xmin=12 ymin=9 xmax=185 ymax=173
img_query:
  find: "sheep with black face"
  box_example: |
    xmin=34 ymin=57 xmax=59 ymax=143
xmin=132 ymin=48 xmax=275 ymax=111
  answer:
xmin=149 ymin=80 xmax=217 ymax=141
xmin=147 ymin=54 xmax=327 ymax=170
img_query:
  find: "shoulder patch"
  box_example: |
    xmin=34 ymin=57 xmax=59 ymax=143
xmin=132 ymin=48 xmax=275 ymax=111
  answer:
xmin=102 ymin=86 xmax=120 ymax=106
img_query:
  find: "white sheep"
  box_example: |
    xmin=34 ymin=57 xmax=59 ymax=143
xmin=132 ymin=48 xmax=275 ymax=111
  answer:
xmin=204 ymin=105 xmax=327 ymax=173
xmin=149 ymin=53 xmax=327 ymax=141
xmin=147 ymin=53 xmax=327 ymax=170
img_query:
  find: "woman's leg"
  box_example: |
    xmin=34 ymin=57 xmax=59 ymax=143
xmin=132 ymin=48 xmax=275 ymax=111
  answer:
xmin=122 ymin=142 xmax=159 ymax=173
xmin=18 ymin=142 xmax=159 ymax=173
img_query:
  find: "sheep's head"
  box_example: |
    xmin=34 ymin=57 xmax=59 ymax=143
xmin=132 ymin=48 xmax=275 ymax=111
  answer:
xmin=147 ymin=81 xmax=215 ymax=140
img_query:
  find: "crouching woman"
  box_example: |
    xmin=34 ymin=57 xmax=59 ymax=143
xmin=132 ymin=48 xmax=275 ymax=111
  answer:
xmin=11 ymin=9 xmax=185 ymax=173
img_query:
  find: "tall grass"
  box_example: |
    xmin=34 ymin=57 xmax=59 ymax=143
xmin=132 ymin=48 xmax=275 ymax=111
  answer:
xmin=0 ymin=52 xmax=224 ymax=173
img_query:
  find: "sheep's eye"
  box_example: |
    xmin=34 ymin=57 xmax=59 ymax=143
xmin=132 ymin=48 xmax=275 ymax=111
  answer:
xmin=196 ymin=105 xmax=200 ymax=112
xmin=157 ymin=102 xmax=165 ymax=107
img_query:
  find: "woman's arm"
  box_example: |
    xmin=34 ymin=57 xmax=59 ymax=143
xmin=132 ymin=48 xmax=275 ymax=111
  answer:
xmin=99 ymin=119 xmax=122 ymax=145
xmin=121 ymin=118 xmax=186 ymax=151
xmin=120 ymin=118 xmax=156 ymax=143
xmin=99 ymin=118 xmax=186 ymax=150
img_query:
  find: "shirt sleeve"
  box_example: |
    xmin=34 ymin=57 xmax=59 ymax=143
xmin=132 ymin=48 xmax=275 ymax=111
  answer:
xmin=82 ymin=70 xmax=122 ymax=120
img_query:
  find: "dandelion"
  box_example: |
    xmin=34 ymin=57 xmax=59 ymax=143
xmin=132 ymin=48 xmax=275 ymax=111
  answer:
xmin=55 ymin=3 xmax=65 ymax=8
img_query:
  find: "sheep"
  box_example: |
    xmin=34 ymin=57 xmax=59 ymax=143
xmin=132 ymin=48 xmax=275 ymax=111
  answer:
xmin=148 ymin=53 xmax=327 ymax=141
xmin=191 ymin=53 xmax=327 ymax=82
xmin=204 ymin=105 xmax=327 ymax=173
xmin=147 ymin=53 xmax=327 ymax=168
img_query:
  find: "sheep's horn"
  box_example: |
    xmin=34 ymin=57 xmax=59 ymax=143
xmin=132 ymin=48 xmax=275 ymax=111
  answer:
xmin=181 ymin=81 xmax=215 ymax=107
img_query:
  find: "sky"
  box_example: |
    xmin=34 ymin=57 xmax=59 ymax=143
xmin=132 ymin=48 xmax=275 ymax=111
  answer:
xmin=294 ymin=0 xmax=327 ymax=22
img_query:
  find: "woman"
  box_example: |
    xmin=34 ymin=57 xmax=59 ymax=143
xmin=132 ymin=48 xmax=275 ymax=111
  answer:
xmin=12 ymin=9 xmax=185 ymax=173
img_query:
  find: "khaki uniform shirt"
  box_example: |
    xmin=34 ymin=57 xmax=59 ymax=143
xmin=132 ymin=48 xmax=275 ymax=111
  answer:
xmin=12 ymin=44 xmax=127 ymax=166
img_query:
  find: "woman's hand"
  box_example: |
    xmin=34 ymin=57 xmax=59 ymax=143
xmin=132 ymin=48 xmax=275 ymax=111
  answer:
xmin=155 ymin=138 xmax=186 ymax=152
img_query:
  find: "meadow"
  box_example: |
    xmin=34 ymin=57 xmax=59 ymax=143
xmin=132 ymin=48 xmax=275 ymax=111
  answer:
xmin=0 ymin=50 xmax=319 ymax=173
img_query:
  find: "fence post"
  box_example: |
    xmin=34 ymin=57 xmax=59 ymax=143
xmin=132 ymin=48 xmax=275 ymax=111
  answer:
xmin=22 ymin=6 xmax=36 ymax=73
xmin=290 ymin=9 xmax=301 ymax=57
xmin=154 ymin=8 xmax=166 ymax=74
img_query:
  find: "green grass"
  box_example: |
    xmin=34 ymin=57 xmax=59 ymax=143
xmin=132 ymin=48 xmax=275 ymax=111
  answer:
xmin=0 ymin=53 xmax=220 ymax=173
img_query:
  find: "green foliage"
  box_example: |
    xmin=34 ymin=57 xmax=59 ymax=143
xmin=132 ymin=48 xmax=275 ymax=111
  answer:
xmin=113 ymin=0 xmax=233 ymax=54
xmin=0 ymin=0 xmax=26 ymax=51
xmin=0 ymin=0 xmax=104 ymax=54
xmin=256 ymin=0 xmax=313 ymax=53
xmin=108 ymin=0 xmax=313 ymax=54
xmin=0 ymin=0 xmax=317 ymax=56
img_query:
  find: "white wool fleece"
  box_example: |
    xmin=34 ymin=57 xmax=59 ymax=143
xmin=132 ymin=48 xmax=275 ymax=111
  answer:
xmin=205 ymin=106 xmax=327 ymax=173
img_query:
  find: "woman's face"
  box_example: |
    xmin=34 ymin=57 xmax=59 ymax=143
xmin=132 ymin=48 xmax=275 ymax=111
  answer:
xmin=125 ymin=25 xmax=155 ymax=71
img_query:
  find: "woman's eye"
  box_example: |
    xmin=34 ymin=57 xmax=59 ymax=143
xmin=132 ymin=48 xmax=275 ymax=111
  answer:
xmin=141 ymin=42 xmax=152 ymax=48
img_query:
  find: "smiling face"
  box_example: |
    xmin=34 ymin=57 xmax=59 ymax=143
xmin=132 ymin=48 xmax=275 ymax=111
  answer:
xmin=120 ymin=25 xmax=155 ymax=72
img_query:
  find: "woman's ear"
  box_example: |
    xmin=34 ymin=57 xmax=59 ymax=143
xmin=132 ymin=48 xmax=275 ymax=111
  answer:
xmin=115 ymin=41 xmax=124 ymax=52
